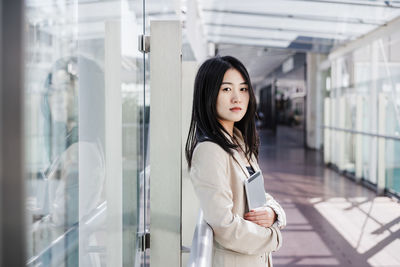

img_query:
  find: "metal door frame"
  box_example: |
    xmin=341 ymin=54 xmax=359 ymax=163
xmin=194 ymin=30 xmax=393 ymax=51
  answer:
xmin=0 ymin=0 xmax=26 ymax=266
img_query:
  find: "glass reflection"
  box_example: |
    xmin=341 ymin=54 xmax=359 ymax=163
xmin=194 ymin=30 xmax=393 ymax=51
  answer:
xmin=25 ymin=0 xmax=145 ymax=266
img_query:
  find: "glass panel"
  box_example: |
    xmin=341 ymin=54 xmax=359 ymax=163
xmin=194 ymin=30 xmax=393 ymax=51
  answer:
xmin=386 ymin=139 xmax=400 ymax=195
xmin=361 ymin=135 xmax=373 ymax=182
xmin=25 ymin=2 xmax=80 ymax=265
xmin=341 ymin=93 xmax=356 ymax=173
xmin=378 ymin=34 xmax=400 ymax=139
xmin=24 ymin=0 xmax=146 ymax=266
xmin=342 ymin=132 xmax=355 ymax=174
xmin=353 ymin=44 xmax=371 ymax=85
xmin=142 ymin=51 xmax=151 ymax=267
xmin=120 ymin=1 xmax=146 ymax=265
xmin=327 ymin=31 xmax=400 ymax=186
xmin=377 ymin=33 xmax=400 ymax=192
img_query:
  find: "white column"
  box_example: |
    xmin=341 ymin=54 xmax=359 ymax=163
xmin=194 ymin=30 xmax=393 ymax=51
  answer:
xmin=306 ymin=53 xmax=317 ymax=149
xmin=150 ymin=20 xmax=182 ymax=267
xmin=306 ymin=53 xmax=327 ymax=150
xmin=104 ymin=21 xmax=122 ymax=266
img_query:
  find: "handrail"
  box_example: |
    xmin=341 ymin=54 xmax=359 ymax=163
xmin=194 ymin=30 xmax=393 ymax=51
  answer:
xmin=27 ymin=201 xmax=107 ymax=266
xmin=187 ymin=211 xmax=213 ymax=267
xmin=322 ymin=126 xmax=400 ymax=141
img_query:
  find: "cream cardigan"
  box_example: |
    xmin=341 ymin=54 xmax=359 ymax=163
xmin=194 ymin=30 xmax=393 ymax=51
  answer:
xmin=190 ymin=127 xmax=285 ymax=267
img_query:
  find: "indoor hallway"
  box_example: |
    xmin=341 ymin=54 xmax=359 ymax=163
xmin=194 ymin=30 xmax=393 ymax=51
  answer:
xmin=258 ymin=126 xmax=400 ymax=267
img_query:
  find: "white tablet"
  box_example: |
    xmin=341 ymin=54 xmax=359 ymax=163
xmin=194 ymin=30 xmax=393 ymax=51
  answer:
xmin=244 ymin=170 xmax=267 ymax=211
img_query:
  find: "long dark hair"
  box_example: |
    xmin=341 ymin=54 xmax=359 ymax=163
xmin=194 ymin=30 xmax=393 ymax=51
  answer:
xmin=185 ymin=55 xmax=259 ymax=169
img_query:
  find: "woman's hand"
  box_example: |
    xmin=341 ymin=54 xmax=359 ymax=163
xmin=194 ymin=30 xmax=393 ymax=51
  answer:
xmin=244 ymin=207 xmax=277 ymax=228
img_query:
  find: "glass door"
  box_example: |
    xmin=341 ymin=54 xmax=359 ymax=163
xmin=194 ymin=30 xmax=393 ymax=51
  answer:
xmin=24 ymin=0 xmax=147 ymax=266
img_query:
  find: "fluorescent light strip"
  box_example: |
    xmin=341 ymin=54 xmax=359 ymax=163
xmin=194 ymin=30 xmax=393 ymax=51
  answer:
xmin=284 ymin=0 xmax=400 ymax=9
xmin=202 ymin=8 xmax=385 ymax=25
xmin=208 ymin=33 xmax=339 ymax=46
xmin=204 ymin=22 xmax=355 ymax=39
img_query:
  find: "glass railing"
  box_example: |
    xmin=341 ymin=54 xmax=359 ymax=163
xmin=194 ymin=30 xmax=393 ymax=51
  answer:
xmin=323 ymin=74 xmax=400 ymax=195
xmin=187 ymin=211 xmax=213 ymax=267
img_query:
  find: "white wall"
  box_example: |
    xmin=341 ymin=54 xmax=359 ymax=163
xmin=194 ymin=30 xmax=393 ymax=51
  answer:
xmin=181 ymin=61 xmax=200 ymax=266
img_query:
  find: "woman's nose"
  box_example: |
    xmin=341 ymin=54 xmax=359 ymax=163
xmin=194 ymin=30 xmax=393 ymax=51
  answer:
xmin=232 ymin=90 xmax=241 ymax=103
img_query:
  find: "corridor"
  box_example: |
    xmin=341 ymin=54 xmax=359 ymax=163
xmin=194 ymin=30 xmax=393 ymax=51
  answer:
xmin=259 ymin=126 xmax=400 ymax=267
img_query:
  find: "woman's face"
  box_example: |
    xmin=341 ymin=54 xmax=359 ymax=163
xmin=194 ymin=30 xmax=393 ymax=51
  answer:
xmin=48 ymin=69 xmax=77 ymax=129
xmin=216 ymin=68 xmax=250 ymax=130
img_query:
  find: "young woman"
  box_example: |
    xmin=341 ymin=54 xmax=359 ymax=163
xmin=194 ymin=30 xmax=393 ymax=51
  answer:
xmin=185 ymin=56 xmax=286 ymax=267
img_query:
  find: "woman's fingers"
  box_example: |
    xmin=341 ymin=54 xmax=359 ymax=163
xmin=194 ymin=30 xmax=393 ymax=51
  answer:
xmin=244 ymin=213 xmax=262 ymax=220
xmin=244 ymin=210 xmax=273 ymax=220
xmin=244 ymin=212 xmax=264 ymax=219
xmin=245 ymin=215 xmax=271 ymax=223
xmin=244 ymin=208 xmax=276 ymax=228
xmin=244 ymin=210 xmax=265 ymax=217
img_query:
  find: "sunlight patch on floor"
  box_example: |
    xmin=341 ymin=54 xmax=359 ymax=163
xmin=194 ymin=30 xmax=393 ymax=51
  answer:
xmin=310 ymin=197 xmax=400 ymax=265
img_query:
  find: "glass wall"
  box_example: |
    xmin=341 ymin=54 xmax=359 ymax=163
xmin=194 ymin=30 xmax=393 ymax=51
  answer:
xmin=24 ymin=0 xmax=148 ymax=266
xmin=324 ymin=30 xmax=400 ymax=196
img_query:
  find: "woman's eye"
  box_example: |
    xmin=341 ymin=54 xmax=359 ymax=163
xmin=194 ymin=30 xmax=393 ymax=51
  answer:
xmin=241 ymin=87 xmax=248 ymax=91
xmin=223 ymin=87 xmax=231 ymax=91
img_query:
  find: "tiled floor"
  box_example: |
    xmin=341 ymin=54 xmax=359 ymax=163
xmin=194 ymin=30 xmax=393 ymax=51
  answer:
xmin=258 ymin=126 xmax=400 ymax=267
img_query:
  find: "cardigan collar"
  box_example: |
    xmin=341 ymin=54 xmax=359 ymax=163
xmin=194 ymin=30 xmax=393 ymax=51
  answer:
xmin=223 ymin=127 xmax=260 ymax=179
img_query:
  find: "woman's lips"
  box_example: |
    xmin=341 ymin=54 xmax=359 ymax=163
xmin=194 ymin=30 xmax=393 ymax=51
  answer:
xmin=230 ymin=107 xmax=242 ymax=111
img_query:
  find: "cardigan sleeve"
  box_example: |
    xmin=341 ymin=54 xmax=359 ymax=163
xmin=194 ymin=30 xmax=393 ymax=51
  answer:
xmin=264 ymin=193 xmax=287 ymax=229
xmin=190 ymin=141 xmax=282 ymax=255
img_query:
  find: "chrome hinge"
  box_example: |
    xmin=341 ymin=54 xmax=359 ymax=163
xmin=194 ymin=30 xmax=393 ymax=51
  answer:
xmin=181 ymin=245 xmax=191 ymax=253
xmin=138 ymin=232 xmax=150 ymax=251
xmin=138 ymin=34 xmax=150 ymax=53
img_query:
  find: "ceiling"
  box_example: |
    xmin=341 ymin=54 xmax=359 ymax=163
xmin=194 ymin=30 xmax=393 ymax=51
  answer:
xmin=201 ymin=0 xmax=400 ymax=52
xmin=199 ymin=0 xmax=400 ymax=82
xmin=213 ymin=45 xmax=295 ymax=85
xmin=26 ymin=0 xmax=400 ymax=81
xmin=26 ymin=0 xmax=400 ymax=51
